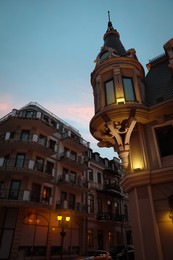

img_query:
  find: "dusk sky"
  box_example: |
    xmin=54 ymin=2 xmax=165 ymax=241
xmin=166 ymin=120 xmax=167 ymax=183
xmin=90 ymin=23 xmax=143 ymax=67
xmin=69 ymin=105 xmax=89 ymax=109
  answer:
xmin=0 ymin=0 xmax=172 ymax=160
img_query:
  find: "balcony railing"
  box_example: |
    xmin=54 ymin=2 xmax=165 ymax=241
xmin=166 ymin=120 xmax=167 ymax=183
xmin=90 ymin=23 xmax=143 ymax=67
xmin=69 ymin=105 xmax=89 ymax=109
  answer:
xmin=56 ymin=200 xmax=86 ymax=212
xmin=60 ymin=151 xmax=85 ymax=164
xmin=0 ymin=158 xmax=55 ymax=178
xmin=0 ymin=133 xmax=57 ymax=153
xmin=0 ymin=189 xmax=53 ymax=207
xmin=62 ymin=131 xmax=89 ymax=149
xmin=97 ymin=213 xmax=127 ymax=222
xmin=57 ymin=174 xmax=88 ymax=189
xmin=104 ymin=183 xmax=121 ymax=192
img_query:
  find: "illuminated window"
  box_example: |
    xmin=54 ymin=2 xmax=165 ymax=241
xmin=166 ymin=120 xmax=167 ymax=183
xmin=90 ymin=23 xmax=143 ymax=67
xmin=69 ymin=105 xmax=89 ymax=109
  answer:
xmin=42 ymin=186 xmax=51 ymax=203
xmin=105 ymin=79 xmax=115 ymax=105
xmin=122 ymin=77 xmax=136 ymax=101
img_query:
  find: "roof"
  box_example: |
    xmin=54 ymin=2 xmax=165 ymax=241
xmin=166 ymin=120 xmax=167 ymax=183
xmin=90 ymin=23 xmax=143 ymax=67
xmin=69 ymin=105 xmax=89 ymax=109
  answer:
xmin=145 ymin=56 xmax=173 ymax=106
xmin=102 ymin=20 xmax=126 ymax=56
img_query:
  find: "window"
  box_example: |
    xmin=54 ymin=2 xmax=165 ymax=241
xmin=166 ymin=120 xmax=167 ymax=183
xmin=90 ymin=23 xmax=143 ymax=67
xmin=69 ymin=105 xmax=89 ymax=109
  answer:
xmin=69 ymin=171 xmax=76 ymax=183
xmin=0 ymin=182 xmax=2 ymax=190
xmin=108 ymin=232 xmax=114 ymax=247
xmin=63 ymin=167 xmax=68 ymax=174
xmin=88 ymin=229 xmax=94 ymax=247
xmin=9 ymin=180 xmax=21 ymax=199
xmin=46 ymin=161 xmax=54 ymax=175
xmin=42 ymin=186 xmax=51 ymax=203
xmin=89 ymin=194 xmax=94 ymax=213
xmin=19 ymin=110 xmax=36 ymax=118
xmin=88 ymin=170 xmax=93 ymax=181
xmin=97 ymin=172 xmax=102 ymax=184
xmin=71 ymin=150 xmax=77 ymax=161
xmin=60 ymin=191 xmax=67 ymax=202
xmin=25 ymin=110 xmax=36 ymax=118
xmin=49 ymin=139 xmax=56 ymax=150
xmin=21 ymin=130 xmax=30 ymax=141
xmin=69 ymin=194 xmax=75 ymax=209
xmin=155 ymin=125 xmax=173 ymax=157
xmin=98 ymin=198 xmax=103 ymax=213
xmin=105 ymin=79 xmax=115 ymax=105
xmin=35 ymin=157 xmax=44 ymax=172
xmin=122 ymin=77 xmax=136 ymax=101
xmin=107 ymin=200 xmax=112 ymax=213
xmin=38 ymin=134 xmax=47 ymax=146
xmin=15 ymin=153 xmax=25 ymax=168
xmin=31 ymin=183 xmax=41 ymax=202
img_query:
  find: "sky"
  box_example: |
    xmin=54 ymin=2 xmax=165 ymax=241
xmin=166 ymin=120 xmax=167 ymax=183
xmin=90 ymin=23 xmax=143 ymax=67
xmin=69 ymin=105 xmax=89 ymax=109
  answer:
xmin=0 ymin=0 xmax=173 ymax=160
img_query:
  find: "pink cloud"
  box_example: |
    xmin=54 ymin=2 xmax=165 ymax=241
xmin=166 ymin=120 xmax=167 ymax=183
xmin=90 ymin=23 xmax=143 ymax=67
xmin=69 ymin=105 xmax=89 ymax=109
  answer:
xmin=44 ymin=102 xmax=94 ymax=125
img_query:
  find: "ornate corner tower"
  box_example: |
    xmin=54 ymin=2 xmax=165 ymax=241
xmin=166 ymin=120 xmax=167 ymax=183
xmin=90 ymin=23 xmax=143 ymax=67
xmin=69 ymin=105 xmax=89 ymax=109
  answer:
xmin=90 ymin=14 xmax=147 ymax=169
xmin=90 ymin=14 xmax=173 ymax=260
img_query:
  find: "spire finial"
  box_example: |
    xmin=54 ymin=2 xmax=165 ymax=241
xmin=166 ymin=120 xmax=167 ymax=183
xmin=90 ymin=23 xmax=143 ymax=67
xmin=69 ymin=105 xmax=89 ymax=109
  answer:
xmin=107 ymin=11 xmax=113 ymax=31
xmin=108 ymin=11 xmax=111 ymax=22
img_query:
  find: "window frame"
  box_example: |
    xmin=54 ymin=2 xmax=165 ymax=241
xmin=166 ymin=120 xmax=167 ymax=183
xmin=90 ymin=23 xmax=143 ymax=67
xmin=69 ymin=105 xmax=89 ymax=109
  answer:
xmin=104 ymin=79 xmax=115 ymax=105
xmin=122 ymin=76 xmax=136 ymax=102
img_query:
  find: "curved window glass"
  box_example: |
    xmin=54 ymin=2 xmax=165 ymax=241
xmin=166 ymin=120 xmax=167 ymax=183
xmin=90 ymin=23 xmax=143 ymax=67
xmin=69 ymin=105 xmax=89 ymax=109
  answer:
xmin=105 ymin=79 xmax=115 ymax=105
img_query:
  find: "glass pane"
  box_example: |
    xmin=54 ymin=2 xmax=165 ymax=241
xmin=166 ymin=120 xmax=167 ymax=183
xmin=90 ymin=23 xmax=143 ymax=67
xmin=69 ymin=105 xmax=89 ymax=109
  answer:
xmin=16 ymin=154 xmax=25 ymax=168
xmin=9 ymin=181 xmax=20 ymax=199
xmin=123 ymin=78 xmax=135 ymax=101
xmin=105 ymin=80 xmax=115 ymax=105
xmin=21 ymin=130 xmax=29 ymax=141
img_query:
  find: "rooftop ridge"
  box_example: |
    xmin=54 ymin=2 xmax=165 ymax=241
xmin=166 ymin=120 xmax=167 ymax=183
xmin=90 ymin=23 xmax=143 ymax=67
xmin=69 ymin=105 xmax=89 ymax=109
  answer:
xmin=21 ymin=102 xmax=80 ymax=134
xmin=148 ymin=53 xmax=166 ymax=64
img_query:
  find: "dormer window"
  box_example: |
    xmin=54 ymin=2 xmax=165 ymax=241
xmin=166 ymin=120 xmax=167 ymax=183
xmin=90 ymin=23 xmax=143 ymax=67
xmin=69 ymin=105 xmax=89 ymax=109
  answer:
xmin=122 ymin=77 xmax=136 ymax=101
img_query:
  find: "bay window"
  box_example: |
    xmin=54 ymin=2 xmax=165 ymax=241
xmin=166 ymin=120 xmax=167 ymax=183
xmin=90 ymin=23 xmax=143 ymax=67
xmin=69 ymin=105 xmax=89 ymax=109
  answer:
xmin=122 ymin=77 xmax=136 ymax=101
xmin=105 ymin=79 xmax=115 ymax=105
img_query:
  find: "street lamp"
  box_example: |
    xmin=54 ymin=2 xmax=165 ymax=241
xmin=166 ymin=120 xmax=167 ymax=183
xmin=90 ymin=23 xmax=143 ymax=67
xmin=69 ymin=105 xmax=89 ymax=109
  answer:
xmin=57 ymin=215 xmax=70 ymax=259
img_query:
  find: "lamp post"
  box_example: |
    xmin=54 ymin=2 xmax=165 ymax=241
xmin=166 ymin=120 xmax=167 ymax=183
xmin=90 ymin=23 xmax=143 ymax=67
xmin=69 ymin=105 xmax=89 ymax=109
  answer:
xmin=57 ymin=215 xmax=70 ymax=260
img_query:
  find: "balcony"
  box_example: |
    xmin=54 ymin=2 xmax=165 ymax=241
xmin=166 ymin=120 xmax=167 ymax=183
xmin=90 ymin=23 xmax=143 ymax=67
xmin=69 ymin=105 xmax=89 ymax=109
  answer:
xmin=0 ymin=158 xmax=54 ymax=180
xmin=56 ymin=200 xmax=86 ymax=213
xmin=0 ymin=189 xmax=53 ymax=209
xmin=61 ymin=131 xmax=89 ymax=152
xmin=97 ymin=213 xmax=126 ymax=222
xmin=0 ymin=133 xmax=57 ymax=156
xmin=57 ymin=174 xmax=88 ymax=190
xmin=0 ymin=109 xmax=58 ymax=135
xmin=104 ymin=183 xmax=122 ymax=196
xmin=59 ymin=152 xmax=87 ymax=171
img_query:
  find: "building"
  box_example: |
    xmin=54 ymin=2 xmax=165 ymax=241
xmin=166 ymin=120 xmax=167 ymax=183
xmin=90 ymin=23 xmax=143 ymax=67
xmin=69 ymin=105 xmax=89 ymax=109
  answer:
xmin=0 ymin=102 xmax=128 ymax=259
xmin=89 ymin=16 xmax=173 ymax=260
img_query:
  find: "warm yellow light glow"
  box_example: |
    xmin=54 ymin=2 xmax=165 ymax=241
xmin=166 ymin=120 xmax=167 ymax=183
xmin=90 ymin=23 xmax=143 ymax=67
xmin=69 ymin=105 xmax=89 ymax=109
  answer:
xmin=169 ymin=210 xmax=173 ymax=221
xmin=57 ymin=215 xmax=62 ymax=221
xmin=132 ymin=159 xmax=144 ymax=172
xmin=117 ymin=97 xmax=125 ymax=104
xmin=66 ymin=216 xmax=70 ymax=222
